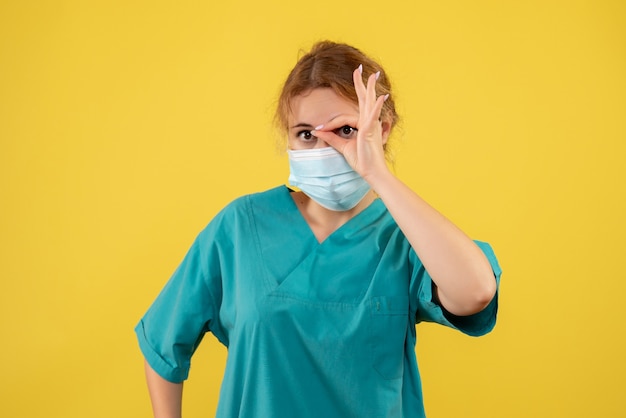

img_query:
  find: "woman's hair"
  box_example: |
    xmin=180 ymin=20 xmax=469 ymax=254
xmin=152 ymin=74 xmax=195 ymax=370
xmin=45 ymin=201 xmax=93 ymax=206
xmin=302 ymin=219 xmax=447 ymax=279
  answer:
xmin=275 ymin=41 xmax=399 ymax=143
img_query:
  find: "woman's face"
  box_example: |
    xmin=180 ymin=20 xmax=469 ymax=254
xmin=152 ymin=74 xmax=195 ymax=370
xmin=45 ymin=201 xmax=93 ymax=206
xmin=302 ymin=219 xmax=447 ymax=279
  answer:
xmin=287 ymin=88 xmax=359 ymax=150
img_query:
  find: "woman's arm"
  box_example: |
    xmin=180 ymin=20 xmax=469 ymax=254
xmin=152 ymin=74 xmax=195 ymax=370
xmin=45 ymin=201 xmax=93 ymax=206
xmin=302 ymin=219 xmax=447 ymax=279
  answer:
xmin=366 ymin=170 xmax=496 ymax=316
xmin=144 ymin=360 xmax=183 ymax=418
xmin=314 ymin=67 xmax=496 ymax=316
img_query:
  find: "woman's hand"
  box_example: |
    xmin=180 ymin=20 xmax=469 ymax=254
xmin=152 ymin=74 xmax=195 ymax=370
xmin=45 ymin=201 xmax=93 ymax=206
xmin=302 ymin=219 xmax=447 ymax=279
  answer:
xmin=311 ymin=65 xmax=390 ymax=182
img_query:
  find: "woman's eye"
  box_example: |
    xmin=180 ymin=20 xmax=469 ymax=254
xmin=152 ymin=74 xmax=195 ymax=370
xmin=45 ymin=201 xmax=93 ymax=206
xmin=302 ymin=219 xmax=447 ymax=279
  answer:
xmin=335 ymin=125 xmax=357 ymax=139
xmin=297 ymin=130 xmax=315 ymax=141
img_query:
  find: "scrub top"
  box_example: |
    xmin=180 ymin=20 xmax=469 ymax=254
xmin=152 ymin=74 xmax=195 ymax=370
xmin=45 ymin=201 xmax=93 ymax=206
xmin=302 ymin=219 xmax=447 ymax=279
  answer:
xmin=135 ymin=185 xmax=502 ymax=418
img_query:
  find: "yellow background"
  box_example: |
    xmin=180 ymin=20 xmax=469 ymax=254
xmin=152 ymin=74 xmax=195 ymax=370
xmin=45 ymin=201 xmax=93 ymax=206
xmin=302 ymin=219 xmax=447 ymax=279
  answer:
xmin=1 ymin=0 xmax=624 ymax=417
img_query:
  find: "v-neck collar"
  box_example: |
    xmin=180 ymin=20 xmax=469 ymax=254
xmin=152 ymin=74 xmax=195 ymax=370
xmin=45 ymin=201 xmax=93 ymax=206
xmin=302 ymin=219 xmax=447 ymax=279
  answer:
xmin=280 ymin=185 xmax=385 ymax=245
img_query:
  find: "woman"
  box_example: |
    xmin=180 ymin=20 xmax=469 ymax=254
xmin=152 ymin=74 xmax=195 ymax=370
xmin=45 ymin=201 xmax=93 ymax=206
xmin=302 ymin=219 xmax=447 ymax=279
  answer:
xmin=135 ymin=41 xmax=501 ymax=418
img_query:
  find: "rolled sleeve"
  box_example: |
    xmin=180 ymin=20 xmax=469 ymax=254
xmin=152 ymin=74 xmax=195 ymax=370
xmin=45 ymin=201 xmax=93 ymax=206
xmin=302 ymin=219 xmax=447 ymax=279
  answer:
xmin=411 ymin=240 xmax=502 ymax=337
xmin=135 ymin=320 xmax=190 ymax=382
xmin=134 ymin=224 xmax=223 ymax=382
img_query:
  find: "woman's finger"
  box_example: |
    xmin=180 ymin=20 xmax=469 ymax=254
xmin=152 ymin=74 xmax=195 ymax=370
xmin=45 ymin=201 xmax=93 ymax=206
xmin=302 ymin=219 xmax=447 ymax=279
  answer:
xmin=365 ymin=72 xmax=378 ymax=112
xmin=369 ymin=93 xmax=388 ymax=125
xmin=353 ymin=65 xmax=367 ymax=106
xmin=358 ymin=92 xmax=387 ymax=135
xmin=311 ymin=115 xmax=359 ymax=134
xmin=312 ymin=130 xmax=348 ymax=153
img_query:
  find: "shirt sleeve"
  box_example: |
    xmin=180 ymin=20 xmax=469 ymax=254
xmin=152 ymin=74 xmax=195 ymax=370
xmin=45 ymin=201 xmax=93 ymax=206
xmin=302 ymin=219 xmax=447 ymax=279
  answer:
xmin=410 ymin=241 xmax=502 ymax=337
xmin=134 ymin=214 xmax=227 ymax=383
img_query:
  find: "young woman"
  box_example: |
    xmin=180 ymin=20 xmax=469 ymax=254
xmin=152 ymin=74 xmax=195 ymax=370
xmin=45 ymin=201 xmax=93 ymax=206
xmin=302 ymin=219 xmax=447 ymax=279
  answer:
xmin=136 ymin=41 xmax=502 ymax=418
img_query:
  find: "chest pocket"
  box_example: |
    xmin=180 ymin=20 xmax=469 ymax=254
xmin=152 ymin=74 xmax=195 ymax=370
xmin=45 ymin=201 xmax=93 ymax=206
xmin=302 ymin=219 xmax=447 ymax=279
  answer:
xmin=369 ymin=296 xmax=409 ymax=380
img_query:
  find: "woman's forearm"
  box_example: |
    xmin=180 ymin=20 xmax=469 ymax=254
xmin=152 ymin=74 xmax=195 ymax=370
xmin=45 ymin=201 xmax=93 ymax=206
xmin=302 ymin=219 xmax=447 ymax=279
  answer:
xmin=368 ymin=170 xmax=496 ymax=316
xmin=144 ymin=360 xmax=183 ymax=418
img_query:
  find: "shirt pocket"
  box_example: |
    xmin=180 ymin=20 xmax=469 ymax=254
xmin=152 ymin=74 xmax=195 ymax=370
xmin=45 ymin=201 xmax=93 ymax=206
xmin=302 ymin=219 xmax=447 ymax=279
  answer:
xmin=369 ymin=296 xmax=409 ymax=380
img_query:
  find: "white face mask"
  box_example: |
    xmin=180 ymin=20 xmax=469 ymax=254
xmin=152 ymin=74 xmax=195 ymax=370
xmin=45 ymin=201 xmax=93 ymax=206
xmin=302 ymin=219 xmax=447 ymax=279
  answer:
xmin=287 ymin=147 xmax=371 ymax=211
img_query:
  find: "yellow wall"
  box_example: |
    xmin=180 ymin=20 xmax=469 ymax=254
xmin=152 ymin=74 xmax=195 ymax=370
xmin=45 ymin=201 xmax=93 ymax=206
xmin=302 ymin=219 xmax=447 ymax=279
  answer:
xmin=1 ymin=1 xmax=624 ymax=417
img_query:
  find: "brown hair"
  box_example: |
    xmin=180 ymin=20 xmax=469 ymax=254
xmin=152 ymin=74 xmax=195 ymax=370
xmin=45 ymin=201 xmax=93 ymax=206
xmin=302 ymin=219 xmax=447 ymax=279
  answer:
xmin=275 ymin=41 xmax=399 ymax=143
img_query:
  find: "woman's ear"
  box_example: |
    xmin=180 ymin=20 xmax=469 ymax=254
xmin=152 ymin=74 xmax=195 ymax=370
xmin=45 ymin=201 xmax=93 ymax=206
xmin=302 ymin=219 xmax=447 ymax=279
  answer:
xmin=381 ymin=118 xmax=392 ymax=145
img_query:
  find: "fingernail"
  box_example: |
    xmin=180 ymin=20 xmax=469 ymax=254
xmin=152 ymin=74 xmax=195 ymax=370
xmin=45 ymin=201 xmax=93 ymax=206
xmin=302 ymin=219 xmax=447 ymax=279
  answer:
xmin=357 ymin=64 xmax=363 ymax=74
xmin=314 ymin=124 xmax=324 ymax=130
xmin=383 ymin=94 xmax=390 ymax=101
xmin=375 ymin=71 xmax=381 ymax=80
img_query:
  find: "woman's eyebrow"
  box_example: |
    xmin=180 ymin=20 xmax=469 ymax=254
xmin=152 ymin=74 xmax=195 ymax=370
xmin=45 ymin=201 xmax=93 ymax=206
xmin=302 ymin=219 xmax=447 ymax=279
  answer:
xmin=325 ymin=113 xmax=355 ymax=125
xmin=326 ymin=114 xmax=341 ymax=124
xmin=290 ymin=122 xmax=314 ymax=129
xmin=290 ymin=113 xmax=352 ymax=130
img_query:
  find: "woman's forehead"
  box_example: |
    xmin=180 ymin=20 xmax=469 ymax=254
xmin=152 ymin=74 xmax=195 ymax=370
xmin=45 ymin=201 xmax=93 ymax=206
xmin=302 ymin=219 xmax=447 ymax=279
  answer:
xmin=288 ymin=88 xmax=358 ymax=125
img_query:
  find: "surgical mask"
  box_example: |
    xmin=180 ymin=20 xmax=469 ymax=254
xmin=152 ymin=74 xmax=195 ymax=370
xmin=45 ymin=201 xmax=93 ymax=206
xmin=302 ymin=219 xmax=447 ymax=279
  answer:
xmin=287 ymin=147 xmax=370 ymax=211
